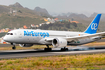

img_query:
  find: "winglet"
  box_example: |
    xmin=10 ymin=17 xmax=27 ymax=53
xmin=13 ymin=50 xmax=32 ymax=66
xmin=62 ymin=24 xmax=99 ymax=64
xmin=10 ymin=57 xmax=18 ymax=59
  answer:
xmin=84 ymin=14 xmax=101 ymax=34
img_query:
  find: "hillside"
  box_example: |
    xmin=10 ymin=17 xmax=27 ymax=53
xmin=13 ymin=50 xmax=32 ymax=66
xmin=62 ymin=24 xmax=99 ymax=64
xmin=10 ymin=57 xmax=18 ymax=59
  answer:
xmin=34 ymin=7 xmax=50 ymax=17
xmin=0 ymin=2 xmax=105 ymax=32
xmin=0 ymin=2 xmax=51 ymax=29
xmin=0 ymin=14 xmax=45 ymax=29
xmin=0 ymin=2 xmax=86 ymax=31
xmin=55 ymin=13 xmax=105 ymax=32
xmin=36 ymin=21 xmax=85 ymax=31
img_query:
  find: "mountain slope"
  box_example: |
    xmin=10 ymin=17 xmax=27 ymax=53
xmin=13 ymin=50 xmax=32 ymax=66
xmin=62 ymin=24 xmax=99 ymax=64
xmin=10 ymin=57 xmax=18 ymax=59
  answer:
xmin=0 ymin=5 xmax=9 ymax=14
xmin=9 ymin=2 xmax=23 ymax=8
xmin=34 ymin=7 xmax=51 ymax=17
xmin=0 ymin=3 xmax=49 ymax=29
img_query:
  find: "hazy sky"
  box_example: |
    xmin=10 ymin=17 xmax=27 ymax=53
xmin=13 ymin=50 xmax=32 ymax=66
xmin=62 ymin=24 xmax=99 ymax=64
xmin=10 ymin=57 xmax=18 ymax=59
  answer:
xmin=0 ymin=0 xmax=105 ymax=16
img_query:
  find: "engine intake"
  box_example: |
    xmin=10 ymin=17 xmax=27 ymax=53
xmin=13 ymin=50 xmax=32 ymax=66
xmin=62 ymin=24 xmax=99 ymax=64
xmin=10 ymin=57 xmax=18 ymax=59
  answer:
xmin=52 ymin=38 xmax=67 ymax=48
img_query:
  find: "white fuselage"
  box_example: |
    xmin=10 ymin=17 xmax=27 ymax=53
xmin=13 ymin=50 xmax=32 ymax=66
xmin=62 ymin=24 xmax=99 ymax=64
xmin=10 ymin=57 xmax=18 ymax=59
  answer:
xmin=3 ymin=29 xmax=100 ymax=46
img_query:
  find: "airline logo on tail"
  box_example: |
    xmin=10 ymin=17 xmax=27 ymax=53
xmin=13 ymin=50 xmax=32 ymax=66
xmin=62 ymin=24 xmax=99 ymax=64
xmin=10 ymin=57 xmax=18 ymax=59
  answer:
xmin=84 ymin=14 xmax=101 ymax=34
xmin=91 ymin=23 xmax=97 ymax=30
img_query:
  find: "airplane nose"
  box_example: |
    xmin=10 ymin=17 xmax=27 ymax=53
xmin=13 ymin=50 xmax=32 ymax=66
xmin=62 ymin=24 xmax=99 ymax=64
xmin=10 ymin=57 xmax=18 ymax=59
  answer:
xmin=3 ymin=36 xmax=8 ymax=42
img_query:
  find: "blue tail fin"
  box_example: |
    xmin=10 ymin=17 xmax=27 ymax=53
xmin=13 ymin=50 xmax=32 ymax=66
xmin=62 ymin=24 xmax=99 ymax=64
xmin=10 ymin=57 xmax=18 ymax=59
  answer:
xmin=84 ymin=14 xmax=101 ymax=34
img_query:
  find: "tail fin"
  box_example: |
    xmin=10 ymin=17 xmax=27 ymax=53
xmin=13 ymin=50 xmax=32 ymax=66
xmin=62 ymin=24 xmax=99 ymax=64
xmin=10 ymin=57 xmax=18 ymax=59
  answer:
xmin=84 ymin=14 xmax=101 ymax=34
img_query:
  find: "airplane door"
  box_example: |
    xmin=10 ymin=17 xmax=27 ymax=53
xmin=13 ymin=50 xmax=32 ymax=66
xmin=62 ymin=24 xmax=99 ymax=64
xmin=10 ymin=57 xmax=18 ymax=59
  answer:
xmin=17 ymin=31 xmax=31 ymax=43
xmin=18 ymin=31 xmax=22 ymax=38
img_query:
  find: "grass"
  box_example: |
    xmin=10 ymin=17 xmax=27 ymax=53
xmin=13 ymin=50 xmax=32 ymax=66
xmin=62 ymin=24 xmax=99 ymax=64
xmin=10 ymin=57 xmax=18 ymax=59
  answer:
xmin=0 ymin=42 xmax=105 ymax=69
xmin=0 ymin=54 xmax=105 ymax=70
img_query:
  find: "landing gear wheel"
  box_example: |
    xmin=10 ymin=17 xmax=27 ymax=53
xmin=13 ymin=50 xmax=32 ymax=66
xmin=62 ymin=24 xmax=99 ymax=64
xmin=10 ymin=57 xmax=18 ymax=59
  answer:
xmin=12 ymin=45 xmax=16 ymax=50
xmin=44 ymin=45 xmax=52 ymax=51
xmin=44 ymin=48 xmax=52 ymax=51
xmin=61 ymin=47 xmax=68 ymax=51
xmin=12 ymin=47 xmax=16 ymax=50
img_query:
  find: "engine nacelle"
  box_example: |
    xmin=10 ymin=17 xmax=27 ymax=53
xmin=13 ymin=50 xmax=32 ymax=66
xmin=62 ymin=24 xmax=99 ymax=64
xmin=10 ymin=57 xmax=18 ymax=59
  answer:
xmin=52 ymin=38 xmax=67 ymax=48
xmin=19 ymin=44 xmax=33 ymax=47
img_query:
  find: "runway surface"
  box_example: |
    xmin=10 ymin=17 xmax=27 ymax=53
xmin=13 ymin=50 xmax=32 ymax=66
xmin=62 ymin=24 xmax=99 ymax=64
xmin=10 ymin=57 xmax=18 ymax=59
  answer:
xmin=0 ymin=46 xmax=105 ymax=59
xmin=0 ymin=39 xmax=105 ymax=59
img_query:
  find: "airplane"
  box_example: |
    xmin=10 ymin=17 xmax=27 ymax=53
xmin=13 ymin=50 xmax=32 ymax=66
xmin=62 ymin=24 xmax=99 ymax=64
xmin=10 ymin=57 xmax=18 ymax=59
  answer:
xmin=3 ymin=14 xmax=105 ymax=51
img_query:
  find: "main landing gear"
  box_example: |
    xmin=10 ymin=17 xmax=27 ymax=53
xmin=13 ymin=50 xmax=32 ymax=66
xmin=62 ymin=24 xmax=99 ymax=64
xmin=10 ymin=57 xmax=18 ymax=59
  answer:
xmin=61 ymin=47 xmax=68 ymax=51
xmin=44 ymin=45 xmax=52 ymax=51
xmin=11 ymin=43 xmax=16 ymax=50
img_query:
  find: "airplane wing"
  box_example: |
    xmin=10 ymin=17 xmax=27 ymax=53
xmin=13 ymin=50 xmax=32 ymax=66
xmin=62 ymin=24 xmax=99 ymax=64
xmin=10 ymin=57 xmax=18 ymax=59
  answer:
xmin=65 ymin=32 xmax=105 ymax=41
xmin=44 ymin=38 xmax=54 ymax=42
xmin=45 ymin=32 xmax=105 ymax=42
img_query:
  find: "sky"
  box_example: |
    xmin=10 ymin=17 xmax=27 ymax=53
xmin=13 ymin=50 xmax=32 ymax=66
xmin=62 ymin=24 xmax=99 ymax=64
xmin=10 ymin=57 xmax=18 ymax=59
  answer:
xmin=0 ymin=0 xmax=105 ymax=16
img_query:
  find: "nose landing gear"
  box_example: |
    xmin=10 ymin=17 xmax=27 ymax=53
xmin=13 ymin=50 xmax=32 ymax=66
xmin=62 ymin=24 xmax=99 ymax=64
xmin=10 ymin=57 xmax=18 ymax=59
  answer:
xmin=11 ymin=43 xmax=16 ymax=50
xmin=12 ymin=45 xmax=16 ymax=50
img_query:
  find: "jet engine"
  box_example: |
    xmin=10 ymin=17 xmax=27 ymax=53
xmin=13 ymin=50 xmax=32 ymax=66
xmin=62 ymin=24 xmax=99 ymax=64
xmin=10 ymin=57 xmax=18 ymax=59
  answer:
xmin=19 ymin=44 xmax=33 ymax=47
xmin=52 ymin=38 xmax=67 ymax=48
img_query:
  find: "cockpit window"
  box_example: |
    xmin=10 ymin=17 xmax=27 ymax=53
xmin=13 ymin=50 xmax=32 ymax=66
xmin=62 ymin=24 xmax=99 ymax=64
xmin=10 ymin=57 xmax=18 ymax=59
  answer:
xmin=7 ymin=33 xmax=13 ymax=35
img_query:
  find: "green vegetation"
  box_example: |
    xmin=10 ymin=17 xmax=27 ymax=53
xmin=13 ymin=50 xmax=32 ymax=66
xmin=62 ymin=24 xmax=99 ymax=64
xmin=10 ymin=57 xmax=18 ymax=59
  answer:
xmin=0 ymin=32 xmax=6 ymax=37
xmin=0 ymin=54 xmax=105 ymax=70
xmin=0 ymin=3 xmax=48 ymax=29
xmin=0 ymin=3 xmax=87 ymax=31
xmin=1 ymin=3 xmax=105 ymax=32
xmin=0 ymin=42 xmax=105 ymax=70
xmin=0 ymin=14 xmax=45 ymax=29
xmin=39 ymin=21 xmax=86 ymax=31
